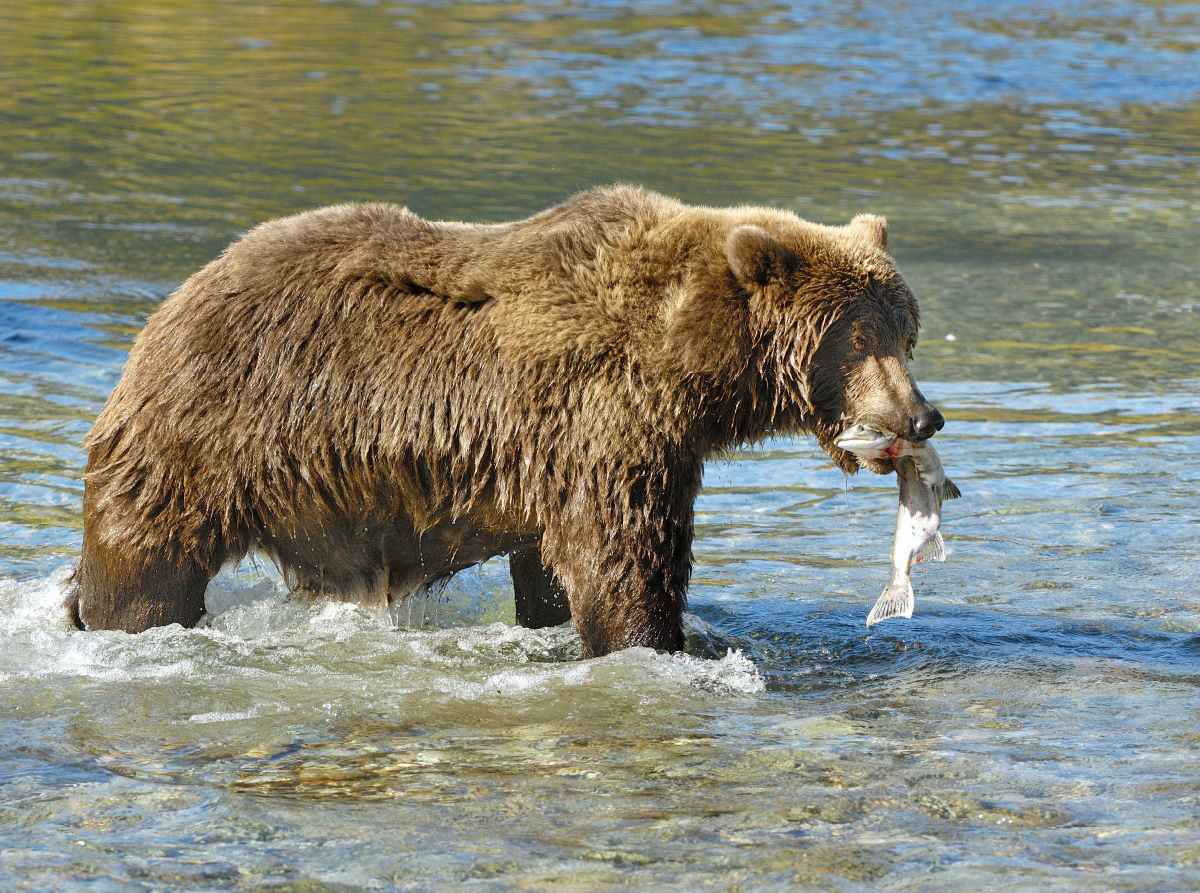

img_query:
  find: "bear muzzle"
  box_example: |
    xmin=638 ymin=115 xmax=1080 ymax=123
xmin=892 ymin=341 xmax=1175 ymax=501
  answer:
xmin=909 ymin=404 xmax=945 ymax=442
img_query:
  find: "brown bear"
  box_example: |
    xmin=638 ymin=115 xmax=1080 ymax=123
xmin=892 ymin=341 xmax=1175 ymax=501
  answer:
xmin=70 ymin=186 xmax=943 ymax=656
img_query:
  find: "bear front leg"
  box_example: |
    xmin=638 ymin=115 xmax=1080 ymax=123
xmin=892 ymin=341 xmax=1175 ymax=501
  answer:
xmin=544 ymin=483 xmax=696 ymax=658
xmin=510 ymin=543 xmax=571 ymax=629
xmin=563 ymin=546 xmax=689 ymax=657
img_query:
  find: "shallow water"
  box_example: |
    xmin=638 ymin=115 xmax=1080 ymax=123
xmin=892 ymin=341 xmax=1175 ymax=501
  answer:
xmin=2 ymin=1 xmax=1199 ymax=890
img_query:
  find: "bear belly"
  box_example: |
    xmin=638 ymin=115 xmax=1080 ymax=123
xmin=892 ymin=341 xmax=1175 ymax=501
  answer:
xmin=260 ymin=511 xmax=530 ymax=608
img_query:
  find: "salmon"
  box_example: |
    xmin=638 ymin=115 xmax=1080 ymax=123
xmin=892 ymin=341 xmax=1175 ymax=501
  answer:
xmin=834 ymin=425 xmax=960 ymax=627
xmin=866 ymin=441 xmax=960 ymax=626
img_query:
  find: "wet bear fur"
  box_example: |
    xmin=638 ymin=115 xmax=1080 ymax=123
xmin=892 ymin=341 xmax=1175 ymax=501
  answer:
xmin=71 ymin=186 xmax=935 ymax=656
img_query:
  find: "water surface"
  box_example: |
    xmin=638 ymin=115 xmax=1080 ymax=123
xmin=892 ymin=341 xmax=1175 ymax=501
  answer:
xmin=1 ymin=1 xmax=1199 ymax=890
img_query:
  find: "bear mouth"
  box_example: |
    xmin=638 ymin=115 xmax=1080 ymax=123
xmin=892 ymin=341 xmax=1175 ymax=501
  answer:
xmin=856 ymin=454 xmax=898 ymax=475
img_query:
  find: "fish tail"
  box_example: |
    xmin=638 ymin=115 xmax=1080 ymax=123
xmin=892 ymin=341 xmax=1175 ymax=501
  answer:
xmin=943 ymin=477 xmax=961 ymax=500
xmin=917 ymin=531 xmax=946 ymax=563
xmin=865 ymin=574 xmax=915 ymax=627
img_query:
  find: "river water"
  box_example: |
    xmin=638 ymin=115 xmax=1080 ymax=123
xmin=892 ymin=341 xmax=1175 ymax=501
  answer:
xmin=2 ymin=1 xmax=1199 ymax=890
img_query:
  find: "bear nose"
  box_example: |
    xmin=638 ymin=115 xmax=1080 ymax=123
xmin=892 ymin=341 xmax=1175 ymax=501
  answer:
xmin=911 ymin=405 xmax=945 ymax=441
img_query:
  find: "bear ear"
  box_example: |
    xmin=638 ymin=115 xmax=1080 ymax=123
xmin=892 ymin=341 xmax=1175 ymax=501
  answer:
xmin=849 ymin=213 xmax=888 ymax=250
xmin=725 ymin=225 xmax=800 ymax=291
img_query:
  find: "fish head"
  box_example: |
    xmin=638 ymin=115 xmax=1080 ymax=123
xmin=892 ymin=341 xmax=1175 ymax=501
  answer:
xmin=833 ymin=423 xmax=896 ymax=458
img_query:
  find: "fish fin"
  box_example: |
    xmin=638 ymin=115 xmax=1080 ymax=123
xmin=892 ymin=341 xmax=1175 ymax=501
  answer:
xmin=917 ymin=531 xmax=946 ymax=563
xmin=943 ymin=478 xmax=961 ymax=500
xmin=865 ymin=578 xmax=915 ymax=627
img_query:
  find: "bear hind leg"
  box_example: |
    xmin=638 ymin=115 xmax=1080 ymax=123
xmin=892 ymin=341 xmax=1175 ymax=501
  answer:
xmin=510 ymin=544 xmax=571 ymax=629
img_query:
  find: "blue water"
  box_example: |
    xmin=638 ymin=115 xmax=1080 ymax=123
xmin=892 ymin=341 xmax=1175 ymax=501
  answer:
xmin=496 ymin=0 xmax=1200 ymax=118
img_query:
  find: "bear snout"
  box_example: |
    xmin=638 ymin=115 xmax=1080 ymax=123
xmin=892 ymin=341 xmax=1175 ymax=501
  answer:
xmin=910 ymin=405 xmax=945 ymax=441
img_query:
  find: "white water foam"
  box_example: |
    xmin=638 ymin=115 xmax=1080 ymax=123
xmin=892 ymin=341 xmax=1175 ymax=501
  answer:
xmin=0 ymin=567 xmax=766 ymax=699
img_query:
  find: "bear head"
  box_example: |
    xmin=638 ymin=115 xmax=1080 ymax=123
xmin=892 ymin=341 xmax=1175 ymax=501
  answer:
xmin=722 ymin=211 xmax=943 ymax=474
